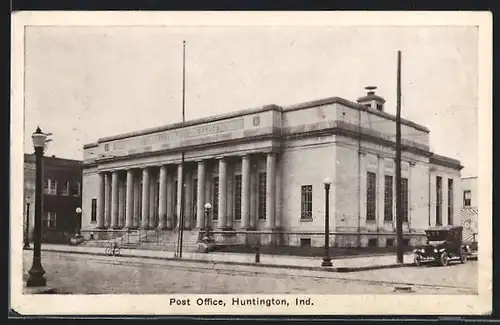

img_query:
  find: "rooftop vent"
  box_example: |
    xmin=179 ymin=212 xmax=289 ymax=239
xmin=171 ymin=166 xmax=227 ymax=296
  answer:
xmin=356 ymin=86 xmax=386 ymax=112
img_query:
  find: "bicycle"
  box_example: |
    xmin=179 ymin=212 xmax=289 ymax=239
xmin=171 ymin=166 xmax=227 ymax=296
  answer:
xmin=105 ymin=242 xmax=121 ymax=256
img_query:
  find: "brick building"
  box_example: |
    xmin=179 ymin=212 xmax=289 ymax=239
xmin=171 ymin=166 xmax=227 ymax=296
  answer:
xmin=461 ymin=176 xmax=478 ymax=243
xmin=24 ymin=153 xmax=83 ymax=244
xmin=81 ymin=87 xmax=462 ymax=248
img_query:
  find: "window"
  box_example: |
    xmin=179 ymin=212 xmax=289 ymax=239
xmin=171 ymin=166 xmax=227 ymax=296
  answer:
xmin=463 ymin=190 xmax=472 ymax=207
xmin=436 ymin=176 xmax=442 ymax=226
xmin=384 ymin=175 xmax=393 ymax=222
xmin=258 ymin=172 xmax=267 ymax=220
xmin=42 ymin=211 xmax=56 ymax=229
xmin=174 ymin=180 xmax=178 ymax=216
xmin=192 ymin=178 xmax=198 ymax=219
xmin=44 ymin=178 xmax=50 ymax=194
xmin=212 ymin=177 xmax=219 ymax=220
xmin=376 ymin=103 xmax=383 ymax=111
xmin=448 ymin=179 xmax=454 ymax=225
xmin=300 ymin=238 xmax=311 ymax=247
xmin=156 ymin=182 xmax=160 ymax=219
xmin=301 ymin=185 xmax=313 ymax=220
xmin=44 ymin=178 xmax=57 ymax=195
xmin=401 ymin=178 xmax=408 ymax=222
xmin=139 ymin=179 xmax=143 ymax=223
xmin=233 ymin=175 xmax=242 ymax=220
xmin=386 ymin=238 xmax=394 ymax=247
xmin=366 ymin=172 xmax=376 ymax=221
xmin=91 ymin=198 xmax=97 ymax=223
xmin=71 ymin=181 xmax=81 ymax=197
xmin=368 ymin=238 xmax=378 ymax=247
xmin=61 ymin=181 xmax=69 ymax=196
xmin=50 ymin=179 xmax=57 ymax=195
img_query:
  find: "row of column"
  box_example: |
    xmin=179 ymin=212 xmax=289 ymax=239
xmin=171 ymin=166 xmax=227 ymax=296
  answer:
xmin=95 ymin=153 xmax=277 ymax=230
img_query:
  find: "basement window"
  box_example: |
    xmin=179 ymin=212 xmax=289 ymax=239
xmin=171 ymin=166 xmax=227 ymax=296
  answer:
xmin=386 ymin=238 xmax=394 ymax=247
xmin=300 ymin=238 xmax=311 ymax=247
xmin=368 ymin=238 xmax=378 ymax=247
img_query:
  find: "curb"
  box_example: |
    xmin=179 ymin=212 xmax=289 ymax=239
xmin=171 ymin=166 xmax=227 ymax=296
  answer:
xmin=37 ymin=248 xmax=412 ymax=273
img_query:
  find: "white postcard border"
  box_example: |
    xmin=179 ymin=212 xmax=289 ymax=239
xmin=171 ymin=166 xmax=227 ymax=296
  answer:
xmin=10 ymin=11 xmax=492 ymax=315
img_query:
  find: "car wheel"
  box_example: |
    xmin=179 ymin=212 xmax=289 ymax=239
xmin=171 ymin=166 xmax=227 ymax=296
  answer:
xmin=460 ymin=249 xmax=468 ymax=264
xmin=439 ymin=252 xmax=449 ymax=267
xmin=413 ymin=253 xmax=422 ymax=266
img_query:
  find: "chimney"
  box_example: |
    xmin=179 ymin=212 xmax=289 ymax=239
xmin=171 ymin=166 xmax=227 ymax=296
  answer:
xmin=356 ymin=86 xmax=386 ymax=112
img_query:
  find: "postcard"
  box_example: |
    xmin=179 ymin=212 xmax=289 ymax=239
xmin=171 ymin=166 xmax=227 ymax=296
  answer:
xmin=10 ymin=10 xmax=492 ymax=316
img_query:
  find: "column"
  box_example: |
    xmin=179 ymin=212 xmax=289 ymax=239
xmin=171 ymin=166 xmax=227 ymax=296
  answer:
xmin=184 ymin=170 xmax=193 ymax=229
xmin=205 ymin=163 xmax=213 ymax=226
xmin=166 ymin=170 xmax=174 ymax=229
xmin=149 ymin=171 xmax=157 ymax=229
xmin=133 ymin=173 xmax=141 ymax=228
xmin=110 ymin=171 xmax=119 ymax=229
xmin=97 ymin=172 xmax=105 ymax=228
xmin=158 ymin=165 xmax=168 ymax=229
xmin=118 ymin=177 xmax=125 ymax=228
xmin=176 ymin=164 xmax=183 ymax=229
xmin=241 ymin=155 xmax=251 ymax=229
xmin=265 ymin=153 xmax=276 ymax=229
xmin=226 ymin=164 xmax=234 ymax=229
xmin=217 ymin=158 xmax=227 ymax=229
xmin=125 ymin=169 xmax=134 ymax=228
xmin=104 ymin=173 xmax=112 ymax=228
xmin=196 ymin=160 xmax=206 ymax=229
xmin=141 ymin=168 xmax=150 ymax=229
xmin=249 ymin=162 xmax=257 ymax=229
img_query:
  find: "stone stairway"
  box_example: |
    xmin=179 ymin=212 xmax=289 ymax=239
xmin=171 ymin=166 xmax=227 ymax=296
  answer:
xmin=80 ymin=229 xmax=202 ymax=252
xmin=140 ymin=229 xmax=202 ymax=252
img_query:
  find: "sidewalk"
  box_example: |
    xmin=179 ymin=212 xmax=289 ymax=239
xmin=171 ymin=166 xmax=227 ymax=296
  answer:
xmin=36 ymin=244 xmax=414 ymax=272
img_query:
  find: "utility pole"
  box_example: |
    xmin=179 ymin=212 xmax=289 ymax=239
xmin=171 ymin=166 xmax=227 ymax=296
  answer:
xmin=395 ymin=50 xmax=404 ymax=264
xmin=177 ymin=40 xmax=187 ymax=259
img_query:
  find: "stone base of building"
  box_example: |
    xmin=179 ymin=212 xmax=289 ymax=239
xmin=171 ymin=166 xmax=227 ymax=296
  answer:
xmin=81 ymin=227 xmax=427 ymax=249
xmin=333 ymin=233 xmax=427 ymax=248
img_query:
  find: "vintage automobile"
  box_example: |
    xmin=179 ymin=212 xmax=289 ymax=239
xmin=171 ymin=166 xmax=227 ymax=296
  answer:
xmin=413 ymin=225 xmax=469 ymax=267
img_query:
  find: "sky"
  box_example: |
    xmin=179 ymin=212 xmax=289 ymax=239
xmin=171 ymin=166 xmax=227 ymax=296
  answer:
xmin=23 ymin=25 xmax=478 ymax=177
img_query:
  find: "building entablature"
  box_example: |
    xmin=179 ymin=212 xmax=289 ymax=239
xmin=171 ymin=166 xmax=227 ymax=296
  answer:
xmin=82 ymin=94 xmax=461 ymax=172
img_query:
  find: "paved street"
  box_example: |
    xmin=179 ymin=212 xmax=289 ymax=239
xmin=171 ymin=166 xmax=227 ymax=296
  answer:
xmin=23 ymin=251 xmax=477 ymax=295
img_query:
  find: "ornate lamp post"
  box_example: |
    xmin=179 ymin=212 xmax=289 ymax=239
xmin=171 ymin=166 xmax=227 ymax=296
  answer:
xmin=75 ymin=207 xmax=82 ymax=236
xmin=24 ymin=198 xmax=31 ymax=249
xmin=27 ymin=127 xmax=50 ymax=287
xmin=204 ymin=202 xmax=212 ymax=239
xmin=321 ymin=177 xmax=333 ymax=267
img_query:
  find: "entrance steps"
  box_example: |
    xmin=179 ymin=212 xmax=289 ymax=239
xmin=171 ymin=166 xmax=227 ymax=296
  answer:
xmin=81 ymin=229 xmax=203 ymax=252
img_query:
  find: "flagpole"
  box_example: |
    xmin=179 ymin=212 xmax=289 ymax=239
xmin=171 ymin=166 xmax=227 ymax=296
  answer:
xmin=178 ymin=40 xmax=186 ymax=258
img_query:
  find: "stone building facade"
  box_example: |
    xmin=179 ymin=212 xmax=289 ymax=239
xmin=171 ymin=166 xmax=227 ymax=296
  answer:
xmin=81 ymin=88 xmax=462 ymax=248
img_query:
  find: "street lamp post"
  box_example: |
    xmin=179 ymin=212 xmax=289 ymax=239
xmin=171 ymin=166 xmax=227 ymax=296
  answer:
xmin=204 ymin=203 xmax=212 ymax=239
xmin=27 ymin=127 xmax=49 ymax=287
xmin=75 ymin=207 xmax=82 ymax=236
xmin=321 ymin=177 xmax=333 ymax=267
xmin=24 ymin=199 xmax=31 ymax=249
